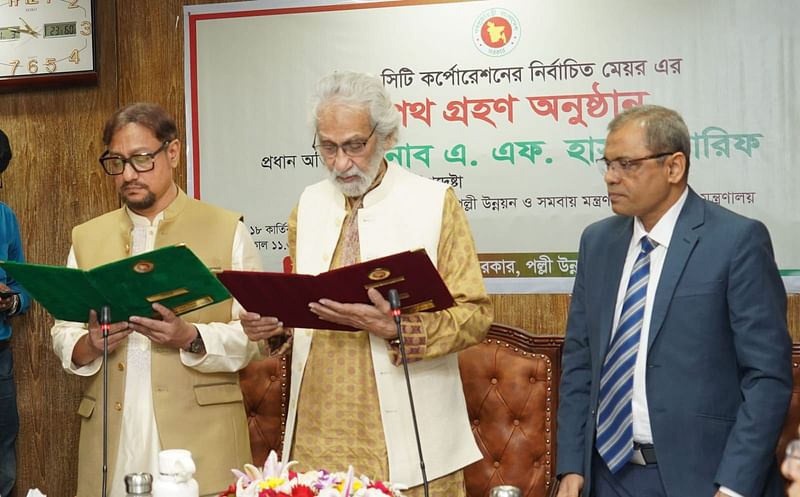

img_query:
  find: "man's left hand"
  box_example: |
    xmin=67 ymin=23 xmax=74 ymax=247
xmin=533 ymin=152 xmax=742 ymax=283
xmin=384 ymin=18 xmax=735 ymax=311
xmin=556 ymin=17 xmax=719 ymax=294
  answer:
xmin=128 ymin=303 xmax=198 ymax=349
xmin=309 ymin=287 xmax=397 ymax=339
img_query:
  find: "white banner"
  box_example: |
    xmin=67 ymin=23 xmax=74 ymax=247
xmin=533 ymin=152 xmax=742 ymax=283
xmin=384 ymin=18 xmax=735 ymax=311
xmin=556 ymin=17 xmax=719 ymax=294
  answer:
xmin=184 ymin=0 xmax=800 ymax=293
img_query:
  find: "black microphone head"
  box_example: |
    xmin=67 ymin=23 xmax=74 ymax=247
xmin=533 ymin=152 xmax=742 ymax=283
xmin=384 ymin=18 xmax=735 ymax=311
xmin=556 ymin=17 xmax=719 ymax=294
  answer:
xmin=100 ymin=305 xmax=111 ymax=325
xmin=387 ymin=289 xmax=401 ymax=310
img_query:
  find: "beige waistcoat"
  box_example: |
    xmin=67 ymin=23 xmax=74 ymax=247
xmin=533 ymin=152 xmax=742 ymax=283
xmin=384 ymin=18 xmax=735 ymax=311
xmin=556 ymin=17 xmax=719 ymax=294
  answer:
xmin=71 ymin=189 xmax=251 ymax=497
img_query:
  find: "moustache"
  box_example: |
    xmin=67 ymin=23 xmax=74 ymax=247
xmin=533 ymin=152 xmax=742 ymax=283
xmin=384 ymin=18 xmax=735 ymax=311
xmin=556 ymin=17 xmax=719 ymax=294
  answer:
xmin=121 ymin=181 xmax=149 ymax=190
xmin=333 ymin=168 xmax=361 ymax=179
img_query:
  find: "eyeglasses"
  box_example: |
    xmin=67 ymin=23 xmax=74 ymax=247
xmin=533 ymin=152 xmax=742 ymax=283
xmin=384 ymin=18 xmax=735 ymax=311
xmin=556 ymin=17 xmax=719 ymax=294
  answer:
xmin=99 ymin=140 xmax=171 ymax=176
xmin=595 ymin=152 xmax=675 ymax=176
xmin=312 ymin=124 xmax=378 ymax=159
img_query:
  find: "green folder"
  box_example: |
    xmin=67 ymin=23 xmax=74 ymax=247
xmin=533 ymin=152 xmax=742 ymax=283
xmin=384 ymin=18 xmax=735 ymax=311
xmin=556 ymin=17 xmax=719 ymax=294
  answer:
xmin=0 ymin=245 xmax=231 ymax=323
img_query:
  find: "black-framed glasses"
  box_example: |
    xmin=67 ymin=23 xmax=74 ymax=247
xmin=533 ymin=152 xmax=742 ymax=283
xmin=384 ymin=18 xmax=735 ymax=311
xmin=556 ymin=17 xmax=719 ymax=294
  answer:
xmin=595 ymin=152 xmax=675 ymax=176
xmin=99 ymin=140 xmax=171 ymax=176
xmin=312 ymin=123 xmax=378 ymax=159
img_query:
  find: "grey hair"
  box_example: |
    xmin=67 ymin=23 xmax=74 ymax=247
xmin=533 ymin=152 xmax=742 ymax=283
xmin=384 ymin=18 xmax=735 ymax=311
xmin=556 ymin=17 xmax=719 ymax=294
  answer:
xmin=310 ymin=71 xmax=400 ymax=148
xmin=608 ymin=104 xmax=691 ymax=171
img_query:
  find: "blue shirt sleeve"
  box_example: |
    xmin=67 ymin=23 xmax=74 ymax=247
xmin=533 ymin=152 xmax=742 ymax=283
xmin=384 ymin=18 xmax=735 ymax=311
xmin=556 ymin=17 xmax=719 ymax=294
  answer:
xmin=0 ymin=203 xmax=29 ymax=336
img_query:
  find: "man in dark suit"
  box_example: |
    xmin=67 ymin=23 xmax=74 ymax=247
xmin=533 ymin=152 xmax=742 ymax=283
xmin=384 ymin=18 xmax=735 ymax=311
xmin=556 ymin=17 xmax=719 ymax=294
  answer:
xmin=556 ymin=105 xmax=792 ymax=497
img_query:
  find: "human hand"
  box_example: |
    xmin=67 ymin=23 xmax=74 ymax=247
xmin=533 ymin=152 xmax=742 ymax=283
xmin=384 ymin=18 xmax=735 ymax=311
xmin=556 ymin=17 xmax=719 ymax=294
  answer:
xmin=85 ymin=309 xmax=132 ymax=353
xmin=128 ymin=303 xmax=197 ymax=349
xmin=555 ymin=473 xmax=583 ymax=497
xmin=308 ymin=287 xmax=396 ymax=338
xmin=239 ymin=311 xmax=291 ymax=355
xmin=71 ymin=309 xmax=133 ymax=367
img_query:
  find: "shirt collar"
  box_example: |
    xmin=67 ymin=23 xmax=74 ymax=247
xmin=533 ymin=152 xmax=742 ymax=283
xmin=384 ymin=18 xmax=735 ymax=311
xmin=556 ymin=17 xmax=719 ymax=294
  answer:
xmin=633 ymin=186 xmax=689 ymax=249
xmin=124 ymin=185 xmax=184 ymax=227
xmin=128 ymin=208 xmax=164 ymax=227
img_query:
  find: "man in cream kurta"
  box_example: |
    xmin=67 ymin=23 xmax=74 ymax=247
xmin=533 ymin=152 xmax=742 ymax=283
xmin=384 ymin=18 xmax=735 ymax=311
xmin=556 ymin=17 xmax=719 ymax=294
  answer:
xmin=51 ymin=103 xmax=261 ymax=497
xmin=241 ymin=72 xmax=492 ymax=496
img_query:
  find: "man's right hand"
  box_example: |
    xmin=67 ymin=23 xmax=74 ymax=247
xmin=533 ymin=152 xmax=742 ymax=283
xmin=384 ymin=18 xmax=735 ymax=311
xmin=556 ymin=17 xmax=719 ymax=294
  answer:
xmin=71 ymin=309 xmax=132 ymax=367
xmin=556 ymin=473 xmax=584 ymax=497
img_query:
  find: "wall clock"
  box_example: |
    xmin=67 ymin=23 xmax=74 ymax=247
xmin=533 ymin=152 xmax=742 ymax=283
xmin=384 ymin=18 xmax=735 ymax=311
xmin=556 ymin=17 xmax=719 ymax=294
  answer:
xmin=0 ymin=0 xmax=96 ymax=89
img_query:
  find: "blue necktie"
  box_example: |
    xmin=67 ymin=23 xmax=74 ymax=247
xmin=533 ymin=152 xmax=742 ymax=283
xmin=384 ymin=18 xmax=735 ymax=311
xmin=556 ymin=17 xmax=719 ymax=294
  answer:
xmin=596 ymin=236 xmax=657 ymax=473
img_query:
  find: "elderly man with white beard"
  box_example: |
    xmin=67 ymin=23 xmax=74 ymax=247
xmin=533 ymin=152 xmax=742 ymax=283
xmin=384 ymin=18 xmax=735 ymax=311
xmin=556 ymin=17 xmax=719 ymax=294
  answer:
xmin=240 ymin=71 xmax=492 ymax=496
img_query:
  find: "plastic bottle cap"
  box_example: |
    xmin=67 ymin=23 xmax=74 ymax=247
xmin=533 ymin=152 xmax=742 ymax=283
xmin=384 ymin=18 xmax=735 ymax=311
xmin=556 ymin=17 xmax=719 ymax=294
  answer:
xmin=158 ymin=449 xmax=196 ymax=481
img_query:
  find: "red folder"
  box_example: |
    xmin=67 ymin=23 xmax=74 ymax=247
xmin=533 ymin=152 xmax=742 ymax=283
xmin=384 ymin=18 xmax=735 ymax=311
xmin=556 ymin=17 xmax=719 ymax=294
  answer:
xmin=217 ymin=249 xmax=455 ymax=331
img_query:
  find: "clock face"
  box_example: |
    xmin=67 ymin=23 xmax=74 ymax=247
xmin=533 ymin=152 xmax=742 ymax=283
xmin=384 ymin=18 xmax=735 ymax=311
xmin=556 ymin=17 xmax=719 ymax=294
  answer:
xmin=0 ymin=0 xmax=96 ymax=86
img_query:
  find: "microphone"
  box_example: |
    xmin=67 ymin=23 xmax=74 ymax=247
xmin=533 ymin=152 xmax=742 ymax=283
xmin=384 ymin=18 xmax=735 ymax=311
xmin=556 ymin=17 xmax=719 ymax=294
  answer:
xmin=388 ymin=289 xmax=402 ymax=322
xmin=100 ymin=305 xmax=111 ymax=497
xmin=387 ymin=289 xmax=429 ymax=497
xmin=100 ymin=305 xmax=111 ymax=337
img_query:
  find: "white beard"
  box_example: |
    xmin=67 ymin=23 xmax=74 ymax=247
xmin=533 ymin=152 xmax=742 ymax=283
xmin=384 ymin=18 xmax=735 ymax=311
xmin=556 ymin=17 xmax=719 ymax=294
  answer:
xmin=327 ymin=148 xmax=384 ymax=197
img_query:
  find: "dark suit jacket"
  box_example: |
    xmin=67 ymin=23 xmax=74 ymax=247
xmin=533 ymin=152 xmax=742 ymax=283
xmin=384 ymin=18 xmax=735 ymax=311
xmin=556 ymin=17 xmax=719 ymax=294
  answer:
xmin=556 ymin=188 xmax=792 ymax=497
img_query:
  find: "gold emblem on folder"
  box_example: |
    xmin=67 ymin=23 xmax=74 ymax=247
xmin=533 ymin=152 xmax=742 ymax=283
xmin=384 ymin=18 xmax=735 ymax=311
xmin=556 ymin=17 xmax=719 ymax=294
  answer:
xmin=364 ymin=276 xmax=405 ymax=290
xmin=368 ymin=267 xmax=391 ymax=281
xmin=172 ymin=296 xmax=214 ymax=315
xmin=133 ymin=261 xmax=155 ymax=273
xmin=146 ymin=288 xmax=190 ymax=303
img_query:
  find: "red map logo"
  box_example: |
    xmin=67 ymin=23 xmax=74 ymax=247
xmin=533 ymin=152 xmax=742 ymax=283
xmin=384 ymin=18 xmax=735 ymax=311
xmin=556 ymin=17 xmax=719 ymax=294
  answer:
xmin=473 ymin=8 xmax=520 ymax=57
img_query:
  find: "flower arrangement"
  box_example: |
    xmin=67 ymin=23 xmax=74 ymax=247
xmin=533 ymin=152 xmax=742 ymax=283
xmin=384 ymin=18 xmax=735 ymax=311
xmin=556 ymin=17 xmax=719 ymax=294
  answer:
xmin=218 ymin=451 xmax=406 ymax=497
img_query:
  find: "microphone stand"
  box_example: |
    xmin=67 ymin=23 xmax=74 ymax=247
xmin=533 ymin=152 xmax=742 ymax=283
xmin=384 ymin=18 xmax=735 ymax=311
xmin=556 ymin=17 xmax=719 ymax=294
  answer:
xmin=100 ymin=305 xmax=111 ymax=497
xmin=387 ymin=289 xmax=429 ymax=497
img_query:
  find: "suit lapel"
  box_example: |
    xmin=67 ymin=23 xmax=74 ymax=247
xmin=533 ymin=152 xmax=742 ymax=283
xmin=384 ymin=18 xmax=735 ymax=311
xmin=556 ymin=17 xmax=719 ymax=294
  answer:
xmin=596 ymin=218 xmax=634 ymax=361
xmin=647 ymin=189 xmax=704 ymax=350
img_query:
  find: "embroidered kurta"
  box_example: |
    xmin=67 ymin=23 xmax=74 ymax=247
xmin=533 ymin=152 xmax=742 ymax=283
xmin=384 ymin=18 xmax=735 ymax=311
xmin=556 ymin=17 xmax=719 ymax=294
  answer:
xmin=289 ymin=185 xmax=490 ymax=496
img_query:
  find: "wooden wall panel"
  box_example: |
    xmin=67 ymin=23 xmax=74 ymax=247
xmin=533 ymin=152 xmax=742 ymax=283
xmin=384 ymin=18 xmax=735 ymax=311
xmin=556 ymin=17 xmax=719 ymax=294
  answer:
xmin=113 ymin=0 xmax=242 ymax=195
xmin=0 ymin=1 xmax=797 ymax=496
xmin=492 ymin=294 xmax=800 ymax=342
xmin=490 ymin=294 xmax=571 ymax=335
xmin=0 ymin=1 xmax=118 ymax=496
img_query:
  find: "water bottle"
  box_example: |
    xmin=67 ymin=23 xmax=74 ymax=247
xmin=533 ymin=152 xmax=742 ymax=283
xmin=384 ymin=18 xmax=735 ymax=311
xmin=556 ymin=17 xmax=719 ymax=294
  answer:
xmin=124 ymin=472 xmax=153 ymax=497
xmin=152 ymin=449 xmax=199 ymax=497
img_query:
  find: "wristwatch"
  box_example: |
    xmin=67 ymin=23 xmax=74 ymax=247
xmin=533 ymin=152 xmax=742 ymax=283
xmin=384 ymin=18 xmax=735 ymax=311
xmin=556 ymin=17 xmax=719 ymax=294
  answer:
xmin=185 ymin=331 xmax=205 ymax=354
xmin=6 ymin=295 xmax=19 ymax=316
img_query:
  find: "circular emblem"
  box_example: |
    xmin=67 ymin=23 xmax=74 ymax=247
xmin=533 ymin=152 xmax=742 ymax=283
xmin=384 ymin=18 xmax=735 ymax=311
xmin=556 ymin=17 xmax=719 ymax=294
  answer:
xmin=473 ymin=8 xmax=521 ymax=57
xmin=133 ymin=261 xmax=155 ymax=273
xmin=368 ymin=268 xmax=391 ymax=281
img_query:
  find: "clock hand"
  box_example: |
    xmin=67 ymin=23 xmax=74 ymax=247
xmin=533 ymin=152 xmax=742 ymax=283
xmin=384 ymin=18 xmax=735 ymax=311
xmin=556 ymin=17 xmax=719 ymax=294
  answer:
xmin=18 ymin=17 xmax=39 ymax=38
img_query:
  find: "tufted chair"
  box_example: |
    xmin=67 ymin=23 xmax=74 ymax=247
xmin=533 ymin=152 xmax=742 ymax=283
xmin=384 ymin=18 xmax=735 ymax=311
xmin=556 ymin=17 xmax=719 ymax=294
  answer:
xmin=239 ymin=350 xmax=290 ymax=466
xmin=458 ymin=324 xmax=563 ymax=497
xmin=239 ymin=324 xmax=565 ymax=497
xmin=777 ymin=343 xmax=800 ymax=472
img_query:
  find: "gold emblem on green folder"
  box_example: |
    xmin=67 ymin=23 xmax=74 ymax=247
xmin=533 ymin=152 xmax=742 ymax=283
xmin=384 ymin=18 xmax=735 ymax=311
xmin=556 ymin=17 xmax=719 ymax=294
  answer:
xmin=133 ymin=261 xmax=155 ymax=273
xmin=146 ymin=288 xmax=190 ymax=303
xmin=172 ymin=296 xmax=214 ymax=315
xmin=0 ymin=245 xmax=232 ymax=323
